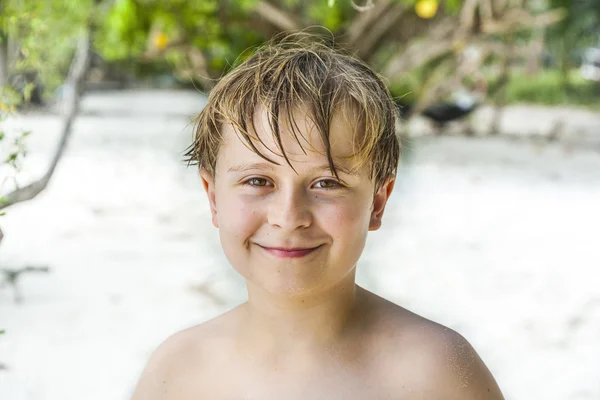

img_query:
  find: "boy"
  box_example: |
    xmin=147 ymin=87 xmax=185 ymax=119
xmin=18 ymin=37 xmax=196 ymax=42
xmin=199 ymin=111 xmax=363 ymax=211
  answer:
xmin=131 ymin=34 xmax=504 ymax=400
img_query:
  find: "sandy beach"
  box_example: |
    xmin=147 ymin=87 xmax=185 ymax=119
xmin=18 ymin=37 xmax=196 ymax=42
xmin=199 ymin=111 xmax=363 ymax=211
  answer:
xmin=1 ymin=90 xmax=599 ymax=400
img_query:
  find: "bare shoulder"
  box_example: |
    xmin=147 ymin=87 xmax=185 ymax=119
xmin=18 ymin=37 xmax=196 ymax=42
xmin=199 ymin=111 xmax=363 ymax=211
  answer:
xmin=361 ymin=290 xmax=504 ymax=400
xmin=404 ymin=323 xmax=505 ymax=400
xmin=129 ymin=307 xmax=241 ymax=400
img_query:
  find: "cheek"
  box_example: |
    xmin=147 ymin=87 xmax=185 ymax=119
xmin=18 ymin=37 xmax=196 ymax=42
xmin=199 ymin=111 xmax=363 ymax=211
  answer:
xmin=215 ymin=195 xmax=263 ymax=273
xmin=318 ymin=196 xmax=371 ymax=240
xmin=317 ymin=199 xmax=370 ymax=270
xmin=216 ymin=192 xmax=263 ymax=237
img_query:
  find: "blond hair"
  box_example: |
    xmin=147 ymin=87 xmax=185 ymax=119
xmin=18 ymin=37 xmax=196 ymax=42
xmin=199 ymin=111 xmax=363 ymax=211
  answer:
xmin=184 ymin=33 xmax=400 ymax=191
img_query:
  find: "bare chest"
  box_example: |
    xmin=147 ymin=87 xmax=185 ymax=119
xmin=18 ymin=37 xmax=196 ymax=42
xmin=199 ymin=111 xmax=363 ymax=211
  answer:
xmin=197 ymin=361 xmax=405 ymax=400
xmin=212 ymin=375 xmax=393 ymax=400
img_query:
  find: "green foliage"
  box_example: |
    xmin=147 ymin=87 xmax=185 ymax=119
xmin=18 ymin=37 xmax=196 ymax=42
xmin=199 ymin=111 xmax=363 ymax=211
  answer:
xmin=1 ymin=0 xmax=94 ymax=93
xmin=96 ymin=0 xmax=147 ymax=60
xmin=92 ymin=0 xmax=466 ymax=84
xmin=95 ymin=0 xmax=253 ymax=82
xmin=506 ymin=69 xmax=600 ymax=108
xmin=389 ymin=73 xmax=421 ymax=103
xmin=3 ymin=130 xmax=29 ymax=169
xmin=0 ymin=87 xmax=22 ymax=111
xmin=443 ymin=0 xmax=462 ymax=14
xmin=0 ymin=115 xmax=30 ymax=187
xmin=308 ymin=2 xmax=344 ymax=30
xmin=545 ymin=0 xmax=600 ymax=69
xmin=0 ymin=0 xmax=471 ymax=92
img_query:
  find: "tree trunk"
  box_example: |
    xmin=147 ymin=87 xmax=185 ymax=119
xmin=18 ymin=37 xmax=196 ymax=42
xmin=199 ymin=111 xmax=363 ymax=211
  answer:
xmin=525 ymin=32 xmax=543 ymax=76
xmin=0 ymin=30 xmax=8 ymax=87
xmin=490 ymin=35 xmax=514 ymax=135
xmin=558 ymin=39 xmax=570 ymax=92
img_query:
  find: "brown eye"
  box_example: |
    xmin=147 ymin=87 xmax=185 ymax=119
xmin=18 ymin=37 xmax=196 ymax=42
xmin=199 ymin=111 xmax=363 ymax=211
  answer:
xmin=247 ymin=177 xmax=269 ymax=187
xmin=314 ymin=179 xmax=340 ymax=189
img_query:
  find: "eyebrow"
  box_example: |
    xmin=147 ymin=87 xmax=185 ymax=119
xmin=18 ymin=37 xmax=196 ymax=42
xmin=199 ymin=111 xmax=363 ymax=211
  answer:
xmin=227 ymin=161 xmax=358 ymax=176
xmin=227 ymin=162 xmax=276 ymax=173
xmin=315 ymin=163 xmax=357 ymax=176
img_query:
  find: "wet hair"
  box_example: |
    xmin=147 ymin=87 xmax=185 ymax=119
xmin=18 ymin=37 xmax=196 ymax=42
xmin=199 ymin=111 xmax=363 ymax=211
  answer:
xmin=184 ymin=32 xmax=400 ymax=191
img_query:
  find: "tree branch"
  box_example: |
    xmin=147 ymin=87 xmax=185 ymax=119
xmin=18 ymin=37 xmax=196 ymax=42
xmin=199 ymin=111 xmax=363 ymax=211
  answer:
xmin=383 ymin=18 xmax=456 ymax=80
xmin=356 ymin=4 xmax=410 ymax=61
xmin=383 ymin=5 xmax=565 ymax=82
xmin=0 ymin=33 xmax=91 ymax=211
xmin=457 ymin=0 xmax=480 ymax=38
xmin=253 ymin=1 xmax=301 ymax=32
xmin=480 ymin=0 xmax=494 ymax=21
xmin=347 ymin=0 xmax=394 ymax=47
xmin=481 ymin=8 xmax=566 ymax=34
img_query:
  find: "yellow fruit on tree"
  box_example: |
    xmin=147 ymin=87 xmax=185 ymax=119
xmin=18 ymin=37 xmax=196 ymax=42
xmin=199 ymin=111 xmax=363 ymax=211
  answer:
xmin=154 ymin=32 xmax=168 ymax=50
xmin=415 ymin=0 xmax=438 ymax=19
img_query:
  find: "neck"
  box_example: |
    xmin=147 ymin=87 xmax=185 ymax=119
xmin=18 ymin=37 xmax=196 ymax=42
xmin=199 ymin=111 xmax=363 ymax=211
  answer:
xmin=238 ymin=271 xmax=363 ymax=353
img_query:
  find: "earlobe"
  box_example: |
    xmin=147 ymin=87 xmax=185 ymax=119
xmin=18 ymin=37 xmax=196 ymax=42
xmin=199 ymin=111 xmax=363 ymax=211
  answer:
xmin=199 ymin=169 xmax=219 ymax=228
xmin=369 ymin=178 xmax=395 ymax=231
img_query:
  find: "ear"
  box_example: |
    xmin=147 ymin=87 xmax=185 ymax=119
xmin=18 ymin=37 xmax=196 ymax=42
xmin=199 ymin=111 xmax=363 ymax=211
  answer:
xmin=199 ymin=169 xmax=219 ymax=228
xmin=369 ymin=178 xmax=395 ymax=231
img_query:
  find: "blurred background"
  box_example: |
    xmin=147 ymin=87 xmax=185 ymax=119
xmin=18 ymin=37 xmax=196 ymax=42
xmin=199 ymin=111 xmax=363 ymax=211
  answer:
xmin=1 ymin=0 xmax=599 ymax=399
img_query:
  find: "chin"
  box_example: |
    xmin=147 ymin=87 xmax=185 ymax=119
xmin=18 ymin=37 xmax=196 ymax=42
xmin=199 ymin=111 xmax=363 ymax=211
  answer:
xmin=241 ymin=261 xmax=358 ymax=298
xmin=244 ymin=266 xmax=329 ymax=296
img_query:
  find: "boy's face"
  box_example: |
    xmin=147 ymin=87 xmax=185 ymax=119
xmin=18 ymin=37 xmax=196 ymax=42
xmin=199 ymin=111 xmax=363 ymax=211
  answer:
xmin=200 ymin=107 xmax=394 ymax=296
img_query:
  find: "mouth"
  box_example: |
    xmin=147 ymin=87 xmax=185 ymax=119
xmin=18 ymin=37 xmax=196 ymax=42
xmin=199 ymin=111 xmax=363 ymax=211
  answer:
xmin=256 ymin=244 xmax=323 ymax=258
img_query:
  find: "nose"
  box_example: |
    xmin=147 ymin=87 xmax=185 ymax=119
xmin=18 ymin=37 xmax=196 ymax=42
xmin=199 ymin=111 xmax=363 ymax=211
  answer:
xmin=267 ymin=185 xmax=313 ymax=231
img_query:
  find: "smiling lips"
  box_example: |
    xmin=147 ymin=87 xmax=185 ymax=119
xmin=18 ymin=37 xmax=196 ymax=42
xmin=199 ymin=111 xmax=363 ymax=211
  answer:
xmin=258 ymin=244 xmax=322 ymax=258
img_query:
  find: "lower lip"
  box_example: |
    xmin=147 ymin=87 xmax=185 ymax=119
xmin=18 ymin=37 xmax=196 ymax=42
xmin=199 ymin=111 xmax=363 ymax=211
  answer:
xmin=259 ymin=245 xmax=321 ymax=258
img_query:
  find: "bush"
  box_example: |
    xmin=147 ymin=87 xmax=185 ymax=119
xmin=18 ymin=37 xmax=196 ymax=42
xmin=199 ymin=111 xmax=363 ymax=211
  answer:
xmin=505 ymin=69 xmax=600 ymax=108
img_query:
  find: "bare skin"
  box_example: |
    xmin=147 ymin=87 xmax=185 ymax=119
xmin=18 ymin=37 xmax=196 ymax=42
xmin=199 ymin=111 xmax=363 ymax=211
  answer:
xmin=130 ymin=107 xmax=504 ymax=400
xmin=131 ymin=285 xmax=503 ymax=400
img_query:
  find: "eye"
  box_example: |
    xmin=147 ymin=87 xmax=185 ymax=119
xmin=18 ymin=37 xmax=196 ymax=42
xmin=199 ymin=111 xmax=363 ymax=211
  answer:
xmin=244 ymin=177 xmax=270 ymax=187
xmin=314 ymin=179 xmax=341 ymax=189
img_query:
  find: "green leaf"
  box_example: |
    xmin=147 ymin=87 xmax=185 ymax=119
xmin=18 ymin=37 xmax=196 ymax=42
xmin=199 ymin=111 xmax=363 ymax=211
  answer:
xmin=444 ymin=0 xmax=462 ymax=14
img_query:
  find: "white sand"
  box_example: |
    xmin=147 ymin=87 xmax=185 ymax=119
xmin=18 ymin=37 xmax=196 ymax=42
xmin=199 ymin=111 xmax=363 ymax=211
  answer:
xmin=1 ymin=90 xmax=599 ymax=400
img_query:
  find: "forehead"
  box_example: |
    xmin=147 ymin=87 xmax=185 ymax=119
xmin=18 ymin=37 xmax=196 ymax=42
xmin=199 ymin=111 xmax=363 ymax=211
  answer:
xmin=218 ymin=105 xmax=362 ymax=169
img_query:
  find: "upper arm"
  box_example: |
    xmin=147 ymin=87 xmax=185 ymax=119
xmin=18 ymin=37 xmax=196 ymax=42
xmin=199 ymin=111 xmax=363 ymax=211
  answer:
xmin=392 ymin=321 xmax=504 ymax=400
xmin=432 ymin=329 xmax=505 ymax=400
xmin=129 ymin=331 xmax=196 ymax=400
